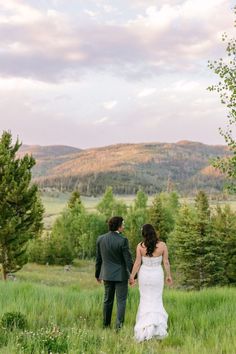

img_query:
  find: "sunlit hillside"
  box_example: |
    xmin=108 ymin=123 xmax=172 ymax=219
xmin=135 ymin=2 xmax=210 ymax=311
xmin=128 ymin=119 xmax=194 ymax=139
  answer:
xmin=19 ymin=141 xmax=229 ymax=195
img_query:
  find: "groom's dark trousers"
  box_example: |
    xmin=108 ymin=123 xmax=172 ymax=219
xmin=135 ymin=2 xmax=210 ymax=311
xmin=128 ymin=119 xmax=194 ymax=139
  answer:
xmin=95 ymin=231 xmax=133 ymax=329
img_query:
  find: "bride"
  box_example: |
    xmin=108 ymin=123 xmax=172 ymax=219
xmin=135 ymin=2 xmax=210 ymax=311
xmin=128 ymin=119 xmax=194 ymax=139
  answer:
xmin=129 ymin=224 xmax=173 ymax=342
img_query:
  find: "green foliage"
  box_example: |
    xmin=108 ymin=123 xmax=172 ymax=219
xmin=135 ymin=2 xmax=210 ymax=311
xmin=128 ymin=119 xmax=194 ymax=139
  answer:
xmin=149 ymin=193 xmax=175 ymax=242
xmin=97 ymin=186 xmax=127 ymax=218
xmin=68 ymin=190 xmax=82 ymax=209
xmin=28 ymin=196 xmax=107 ymax=264
xmin=126 ymin=209 xmax=148 ymax=255
xmin=170 ymin=192 xmax=227 ymax=289
xmin=29 ymin=186 xmax=235 ymax=290
xmin=167 ymin=191 xmax=180 ymax=216
xmin=1 ymin=312 xmax=27 ymax=331
xmin=126 ymin=209 xmax=146 ymax=255
xmin=169 ymin=204 xmax=201 ymax=288
xmin=212 ymin=204 xmax=236 ymax=284
xmin=194 ymin=191 xmax=226 ymax=287
xmin=0 ymin=328 xmax=8 ymax=348
xmin=125 ymin=189 xmax=149 ymax=254
xmin=133 ymin=188 xmax=148 ymax=210
xmin=78 ymin=212 xmax=107 ymax=258
xmin=195 ymin=190 xmax=210 ymax=217
xmin=208 ymin=8 xmax=236 ymax=190
xmin=0 ymin=131 xmax=44 ymax=279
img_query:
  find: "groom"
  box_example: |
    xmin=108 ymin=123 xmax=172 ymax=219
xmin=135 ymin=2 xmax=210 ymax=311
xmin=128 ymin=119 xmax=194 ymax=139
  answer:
xmin=95 ymin=216 xmax=133 ymax=330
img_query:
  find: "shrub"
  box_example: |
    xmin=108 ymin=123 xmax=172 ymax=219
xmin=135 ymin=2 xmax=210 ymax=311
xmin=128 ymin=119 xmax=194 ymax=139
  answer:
xmin=1 ymin=312 xmax=27 ymax=331
xmin=0 ymin=328 xmax=8 ymax=348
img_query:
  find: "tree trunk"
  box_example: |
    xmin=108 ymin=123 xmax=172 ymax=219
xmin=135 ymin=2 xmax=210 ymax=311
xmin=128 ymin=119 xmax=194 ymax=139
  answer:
xmin=1 ymin=264 xmax=7 ymax=281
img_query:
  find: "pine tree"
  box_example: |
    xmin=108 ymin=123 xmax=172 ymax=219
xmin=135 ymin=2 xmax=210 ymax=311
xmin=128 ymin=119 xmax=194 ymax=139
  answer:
xmin=212 ymin=205 xmax=236 ymax=284
xmin=40 ymin=198 xmax=108 ymax=263
xmin=126 ymin=191 xmax=149 ymax=254
xmin=97 ymin=186 xmax=127 ymax=219
xmin=194 ymin=191 xmax=226 ymax=287
xmin=169 ymin=203 xmax=202 ymax=289
xmin=0 ymin=131 xmax=44 ymax=280
xmin=149 ymin=194 xmax=174 ymax=242
xmin=68 ymin=190 xmax=82 ymax=209
xmin=51 ymin=200 xmax=86 ymax=260
xmin=79 ymin=213 xmax=107 ymax=259
xmin=167 ymin=191 xmax=180 ymax=216
xmin=134 ymin=188 xmax=148 ymax=210
xmin=170 ymin=192 xmax=227 ymax=289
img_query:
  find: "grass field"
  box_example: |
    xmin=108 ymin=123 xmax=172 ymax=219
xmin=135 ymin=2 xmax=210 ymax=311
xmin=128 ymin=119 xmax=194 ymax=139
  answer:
xmin=41 ymin=191 xmax=236 ymax=230
xmin=0 ymin=261 xmax=236 ymax=353
xmin=41 ymin=192 xmax=140 ymax=229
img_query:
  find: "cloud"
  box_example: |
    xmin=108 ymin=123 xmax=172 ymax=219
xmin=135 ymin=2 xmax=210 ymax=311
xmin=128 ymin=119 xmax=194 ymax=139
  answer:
xmin=130 ymin=0 xmax=183 ymax=5
xmin=138 ymin=88 xmax=156 ymax=97
xmin=103 ymin=100 xmax=118 ymax=109
xmin=0 ymin=0 xmax=233 ymax=84
xmin=101 ymin=4 xmax=118 ymax=13
xmin=84 ymin=9 xmax=98 ymax=18
xmin=94 ymin=116 xmax=110 ymax=124
xmin=0 ymin=0 xmax=43 ymax=24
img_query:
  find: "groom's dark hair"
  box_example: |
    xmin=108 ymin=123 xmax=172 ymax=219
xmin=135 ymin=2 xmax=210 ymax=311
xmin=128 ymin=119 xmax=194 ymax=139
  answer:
xmin=108 ymin=216 xmax=124 ymax=231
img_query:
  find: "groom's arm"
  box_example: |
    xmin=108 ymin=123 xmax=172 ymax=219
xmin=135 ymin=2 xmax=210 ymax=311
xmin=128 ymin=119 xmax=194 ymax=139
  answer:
xmin=122 ymin=237 xmax=133 ymax=276
xmin=95 ymin=238 xmax=102 ymax=280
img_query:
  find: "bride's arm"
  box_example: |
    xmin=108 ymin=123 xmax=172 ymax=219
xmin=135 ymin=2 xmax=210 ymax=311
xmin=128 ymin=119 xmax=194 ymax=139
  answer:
xmin=129 ymin=244 xmax=142 ymax=284
xmin=163 ymin=243 xmax=173 ymax=285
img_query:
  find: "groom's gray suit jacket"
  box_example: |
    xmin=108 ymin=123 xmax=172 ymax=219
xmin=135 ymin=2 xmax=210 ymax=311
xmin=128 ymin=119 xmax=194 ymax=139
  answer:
xmin=95 ymin=231 xmax=133 ymax=282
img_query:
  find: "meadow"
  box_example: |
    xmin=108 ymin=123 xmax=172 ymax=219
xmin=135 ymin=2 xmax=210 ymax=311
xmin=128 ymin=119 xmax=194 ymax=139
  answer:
xmin=0 ymin=261 xmax=236 ymax=354
xmin=41 ymin=190 xmax=236 ymax=230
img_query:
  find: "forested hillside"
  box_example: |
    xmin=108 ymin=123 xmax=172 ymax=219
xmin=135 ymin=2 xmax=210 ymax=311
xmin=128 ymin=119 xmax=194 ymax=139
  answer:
xmin=19 ymin=141 xmax=229 ymax=195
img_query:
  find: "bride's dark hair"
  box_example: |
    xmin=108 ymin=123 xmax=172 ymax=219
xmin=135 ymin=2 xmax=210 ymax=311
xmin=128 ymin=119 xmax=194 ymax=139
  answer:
xmin=141 ymin=224 xmax=159 ymax=257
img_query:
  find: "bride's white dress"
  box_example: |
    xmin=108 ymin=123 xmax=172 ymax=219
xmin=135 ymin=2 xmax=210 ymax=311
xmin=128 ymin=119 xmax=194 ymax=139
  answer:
xmin=134 ymin=255 xmax=168 ymax=342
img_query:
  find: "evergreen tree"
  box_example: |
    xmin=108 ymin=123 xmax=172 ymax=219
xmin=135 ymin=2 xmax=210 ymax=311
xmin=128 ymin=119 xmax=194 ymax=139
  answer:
xmin=195 ymin=190 xmax=210 ymax=218
xmin=79 ymin=213 xmax=107 ymax=259
xmin=126 ymin=190 xmax=149 ymax=254
xmin=167 ymin=191 xmax=180 ymax=217
xmin=149 ymin=194 xmax=174 ymax=242
xmin=169 ymin=203 xmax=202 ymax=289
xmin=212 ymin=205 xmax=236 ymax=284
xmin=68 ymin=190 xmax=82 ymax=209
xmin=170 ymin=192 xmax=227 ymax=289
xmin=97 ymin=186 xmax=127 ymax=219
xmin=194 ymin=191 xmax=226 ymax=287
xmin=134 ymin=188 xmax=148 ymax=210
xmin=29 ymin=197 xmax=108 ymax=264
xmin=51 ymin=201 xmax=86 ymax=260
xmin=160 ymin=191 xmax=180 ymax=226
xmin=0 ymin=131 xmax=44 ymax=280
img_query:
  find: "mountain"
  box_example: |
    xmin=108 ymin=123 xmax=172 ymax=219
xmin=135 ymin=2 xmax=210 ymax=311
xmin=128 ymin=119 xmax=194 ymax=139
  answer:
xmin=18 ymin=145 xmax=82 ymax=177
xmin=19 ymin=141 xmax=230 ymax=195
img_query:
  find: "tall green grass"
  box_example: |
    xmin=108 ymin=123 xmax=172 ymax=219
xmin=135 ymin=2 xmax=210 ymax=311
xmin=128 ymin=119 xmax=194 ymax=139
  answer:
xmin=0 ymin=262 xmax=235 ymax=353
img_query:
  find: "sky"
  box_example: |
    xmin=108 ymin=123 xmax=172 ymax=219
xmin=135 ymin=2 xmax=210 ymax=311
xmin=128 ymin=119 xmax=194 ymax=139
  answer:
xmin=0 ymin=0 xmax=235 ymax=149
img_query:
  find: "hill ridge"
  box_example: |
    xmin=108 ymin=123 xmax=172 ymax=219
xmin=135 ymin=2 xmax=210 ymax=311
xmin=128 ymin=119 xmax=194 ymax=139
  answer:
xmin=19 ymin=141 xmax=229 ymax=195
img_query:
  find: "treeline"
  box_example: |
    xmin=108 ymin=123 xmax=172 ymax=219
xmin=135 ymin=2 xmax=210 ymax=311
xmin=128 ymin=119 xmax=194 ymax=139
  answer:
xmin=36 ymin=170 xmax=226 ymax=196
xmin=28 ymin=187 xmax=236 ymax=289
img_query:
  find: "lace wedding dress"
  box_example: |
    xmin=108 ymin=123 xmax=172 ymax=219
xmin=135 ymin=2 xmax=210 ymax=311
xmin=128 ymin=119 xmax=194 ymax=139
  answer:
xmin=134 ymin=255 xmax=168 ymax=342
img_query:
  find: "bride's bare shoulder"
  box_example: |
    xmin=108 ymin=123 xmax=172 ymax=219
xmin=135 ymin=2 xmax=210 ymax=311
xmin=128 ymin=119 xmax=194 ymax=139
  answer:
xmin=137 ymin=242 xmax=145 ymax=248
xmin=157 ymin=241 xmax=166 ymax=248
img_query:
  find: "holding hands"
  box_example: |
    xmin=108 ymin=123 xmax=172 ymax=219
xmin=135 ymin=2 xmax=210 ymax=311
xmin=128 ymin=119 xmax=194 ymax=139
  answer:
xmin=165 ymin=275 xmax=173 ymax=286
xmin=129 ymin=276 xmax=136 ymax=287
